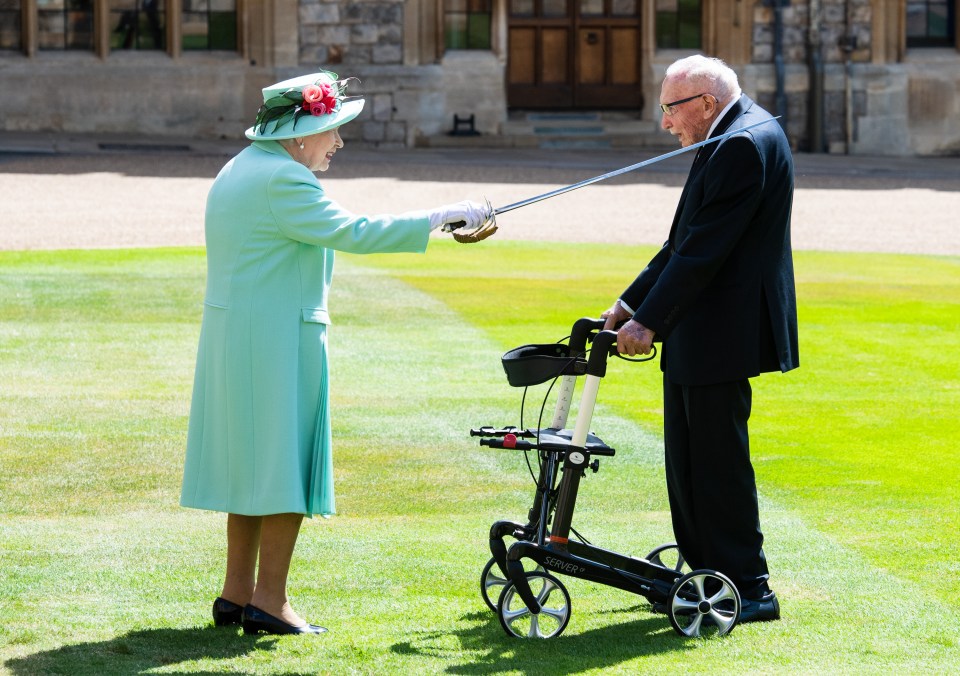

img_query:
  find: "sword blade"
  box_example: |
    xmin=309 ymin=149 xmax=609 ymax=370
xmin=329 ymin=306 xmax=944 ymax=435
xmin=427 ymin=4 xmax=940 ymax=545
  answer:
xmin=493 ymin=116 xmax=781 ymax=216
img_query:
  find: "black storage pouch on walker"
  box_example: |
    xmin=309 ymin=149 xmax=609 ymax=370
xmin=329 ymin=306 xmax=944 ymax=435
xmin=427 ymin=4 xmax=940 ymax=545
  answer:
xmin=501 ymin=344 xmax=588 ymax=387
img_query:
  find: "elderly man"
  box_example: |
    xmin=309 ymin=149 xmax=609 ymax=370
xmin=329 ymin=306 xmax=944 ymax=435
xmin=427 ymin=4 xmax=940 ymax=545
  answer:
xmin=602 ymin=55 xmax=798 ymax=623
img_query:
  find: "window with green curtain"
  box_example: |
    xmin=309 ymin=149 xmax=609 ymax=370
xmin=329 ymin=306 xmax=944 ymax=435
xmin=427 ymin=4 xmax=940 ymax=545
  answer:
xmin=906 ymin=0 xmax=956 ymax=47
xmin=182 ymin=0 xmax=236 ymax=51
xmin=655 ymin=0 xmax=701 ymax=50
xmin=37 ymin=0 xmax=94 ymax=50
xmin=445 ymin=0 xmax=492 ymax=50
xmin=0 ymin=0 xmax=21 ymax=51
xmin=110 ymin=0 xmax=166 ymax=51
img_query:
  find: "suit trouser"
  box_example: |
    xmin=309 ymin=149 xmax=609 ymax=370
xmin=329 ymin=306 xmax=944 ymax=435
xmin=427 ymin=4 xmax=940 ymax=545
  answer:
xmin=662 ymin=374 xmax=771 ymax=599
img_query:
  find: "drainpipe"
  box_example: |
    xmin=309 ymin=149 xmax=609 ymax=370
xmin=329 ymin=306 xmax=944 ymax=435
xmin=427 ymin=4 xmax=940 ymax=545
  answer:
xmin=772 ymin=0 xmax=788 ymax=130
xmin=840 ymin=0 xmax=856 ymax=154
xmin=807 ymin=0 xmax=824 ymax=152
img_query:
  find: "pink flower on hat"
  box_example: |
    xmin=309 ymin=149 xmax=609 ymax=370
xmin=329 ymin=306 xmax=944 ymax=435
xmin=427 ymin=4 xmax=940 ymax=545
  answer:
xmin=302 ymin=84 xmax=322 ymax=103
xmin=300 ymin=82 xmax=339 ymax=116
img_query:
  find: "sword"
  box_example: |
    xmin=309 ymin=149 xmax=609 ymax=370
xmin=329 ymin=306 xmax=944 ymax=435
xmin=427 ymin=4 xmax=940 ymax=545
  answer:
xmin=445 ymin=116 xmax=780 ymax=242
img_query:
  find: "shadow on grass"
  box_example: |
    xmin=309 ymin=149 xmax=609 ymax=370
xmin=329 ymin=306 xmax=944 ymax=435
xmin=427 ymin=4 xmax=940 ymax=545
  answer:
xmin=393 ymin=606 xmax=695 ymax=674
xmin=2 ymin=625 xmax=308 ymax=676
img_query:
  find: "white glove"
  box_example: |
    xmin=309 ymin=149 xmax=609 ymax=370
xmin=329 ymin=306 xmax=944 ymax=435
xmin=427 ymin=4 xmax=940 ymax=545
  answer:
xmin=428 ymin=200 xmax=491 ymax=231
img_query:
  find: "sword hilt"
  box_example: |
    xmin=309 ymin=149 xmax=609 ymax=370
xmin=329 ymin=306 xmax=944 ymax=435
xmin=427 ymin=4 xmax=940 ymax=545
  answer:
xmin=441 ymin=220 xmax=465 ymax=232
xmin=441 ymin=197 xmax=497 ymax=233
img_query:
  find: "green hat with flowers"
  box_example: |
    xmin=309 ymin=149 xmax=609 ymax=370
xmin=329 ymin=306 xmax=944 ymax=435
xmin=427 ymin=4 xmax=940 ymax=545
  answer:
xmin=245 ymin=71 xmax=365 ymax=141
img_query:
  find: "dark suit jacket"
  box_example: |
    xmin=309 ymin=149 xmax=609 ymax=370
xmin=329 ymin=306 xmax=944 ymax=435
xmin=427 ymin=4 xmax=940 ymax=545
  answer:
xmin=621 ymin=95 xmax=799 ymax=386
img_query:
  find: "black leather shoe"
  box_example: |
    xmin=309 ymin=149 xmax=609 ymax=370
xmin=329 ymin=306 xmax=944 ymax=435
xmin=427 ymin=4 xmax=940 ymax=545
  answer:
xmin=212 ymin=597 xmax=244 ymax=626
xmin=739 ymin=591 xmax=780 ymax=623
xmin=242 ymin=604 xmax=327 ymax=635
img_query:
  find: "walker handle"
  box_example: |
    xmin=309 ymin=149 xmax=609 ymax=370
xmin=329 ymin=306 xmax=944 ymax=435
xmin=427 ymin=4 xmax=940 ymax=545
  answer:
xmin=569 ymin=317 xmax=606 ymax=355
xmin=585 ymin=330 xmax=618 ymax=377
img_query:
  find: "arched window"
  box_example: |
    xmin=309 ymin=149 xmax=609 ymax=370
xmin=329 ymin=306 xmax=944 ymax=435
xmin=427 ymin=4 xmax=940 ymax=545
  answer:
xmin=655 ymin=0 xmax=701 ymax=50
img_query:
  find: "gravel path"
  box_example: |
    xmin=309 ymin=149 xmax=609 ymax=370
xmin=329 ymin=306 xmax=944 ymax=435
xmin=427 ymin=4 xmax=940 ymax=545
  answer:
xmin=2 ymin=146 xmax=958 ymax=255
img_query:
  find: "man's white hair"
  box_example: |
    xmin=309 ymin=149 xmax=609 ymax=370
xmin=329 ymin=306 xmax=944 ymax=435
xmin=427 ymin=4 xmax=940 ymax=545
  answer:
xmin=665 ymin=55 xmax=742 ymax=104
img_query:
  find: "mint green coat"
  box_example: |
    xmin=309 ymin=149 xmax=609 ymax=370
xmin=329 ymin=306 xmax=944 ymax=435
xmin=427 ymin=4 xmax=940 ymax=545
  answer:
xmin=181 ymin=141 xmax=431 ymax=517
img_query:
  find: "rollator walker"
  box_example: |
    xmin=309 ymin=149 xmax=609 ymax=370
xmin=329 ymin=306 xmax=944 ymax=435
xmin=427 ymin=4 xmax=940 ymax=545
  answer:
xmin=470 ymin=317 xmax=742 ymax=638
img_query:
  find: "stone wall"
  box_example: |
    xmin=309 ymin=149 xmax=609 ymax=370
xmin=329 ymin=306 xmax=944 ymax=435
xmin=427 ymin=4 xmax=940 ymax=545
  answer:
xmin=440 ymin=51 xmax=507 ymax=137
xmin=1 ymin=0 xmax=957 ymax=155
xmin=751 ymin=0 xmax=873 ymax=65
xmin=298 ymin=0 xmax=405 ymax=67
xmin=294 ymin=0 xmax=505 ymax=145
xmin=265 ymin=62 xmax=447 ymax=148
xmin=0 ymin=53 xmax=259 ymax=139
xmin=748 ymin=0 xmax=873 ymax=151
xmin=295 ymin=1 xmax=428 ymax=146
xmin=747 ymin=0 xmax=960 ymax=155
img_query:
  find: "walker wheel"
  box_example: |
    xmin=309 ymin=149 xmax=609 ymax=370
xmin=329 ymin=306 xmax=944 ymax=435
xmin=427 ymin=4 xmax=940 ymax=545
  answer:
xmin=667 ymin=570 xmax=741 ymax=638
xmin=480 ymin=557 xmax=544 ymax=613
xmin=645 ymin=543 xmax=688 ymax=573
xmin=497 ymin=572 xmax=571 ymax=639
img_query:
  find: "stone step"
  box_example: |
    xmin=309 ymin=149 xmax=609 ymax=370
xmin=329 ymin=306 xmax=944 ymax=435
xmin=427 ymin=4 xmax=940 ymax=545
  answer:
xmin=504 ymin=111 xmax=653 ymax=134
xmin=421 ymin=112 xmax=674 ymax=150
xmin=419 ymin=131 xmax=674 ymax=149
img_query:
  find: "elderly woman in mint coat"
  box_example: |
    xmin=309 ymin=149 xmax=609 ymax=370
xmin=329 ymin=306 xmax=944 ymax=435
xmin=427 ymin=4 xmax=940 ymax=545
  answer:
xmin=180 ymin=72 xmax=491 ymax=635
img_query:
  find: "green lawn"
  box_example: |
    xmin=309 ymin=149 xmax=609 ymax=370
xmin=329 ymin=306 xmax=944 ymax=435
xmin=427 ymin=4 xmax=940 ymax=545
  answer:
xmin=365 ymin=242 xmax=960 ymax=607
xmin=0 ymin=244 xmax=958 ymax=674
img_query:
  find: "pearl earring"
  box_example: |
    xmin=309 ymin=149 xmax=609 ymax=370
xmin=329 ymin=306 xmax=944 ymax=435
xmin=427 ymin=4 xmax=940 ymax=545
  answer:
xmin=299 ymin=142 xmax=305 ymax=150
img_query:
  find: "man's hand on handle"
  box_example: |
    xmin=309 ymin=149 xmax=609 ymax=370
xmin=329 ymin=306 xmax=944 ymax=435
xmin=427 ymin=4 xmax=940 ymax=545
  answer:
xmin=601 ymin=300 xmax=655 ymax=356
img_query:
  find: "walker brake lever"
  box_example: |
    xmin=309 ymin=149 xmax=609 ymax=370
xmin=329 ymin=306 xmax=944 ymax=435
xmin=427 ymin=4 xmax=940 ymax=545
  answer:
xmin=471 ymin=426 xmax=520 ymax=437
xmin=471 ymin=426 xmax=536 ymax=438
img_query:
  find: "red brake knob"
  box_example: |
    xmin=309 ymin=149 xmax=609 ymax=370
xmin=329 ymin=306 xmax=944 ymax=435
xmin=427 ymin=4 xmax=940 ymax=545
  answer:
xmin=503 ymin=433 xmax=517 ymax=448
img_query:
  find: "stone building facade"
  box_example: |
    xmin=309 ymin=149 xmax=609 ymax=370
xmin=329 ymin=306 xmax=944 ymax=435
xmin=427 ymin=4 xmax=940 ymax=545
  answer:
xmin=747 ymin=1 xmax=960 ymax=155
xmin=0 ymin=1 xmax=957 ymax=156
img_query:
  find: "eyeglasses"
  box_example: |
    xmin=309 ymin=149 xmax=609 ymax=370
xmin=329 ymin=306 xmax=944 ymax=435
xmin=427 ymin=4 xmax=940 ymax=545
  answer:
xmin=659 ymin=93 xmax=709 ymax=115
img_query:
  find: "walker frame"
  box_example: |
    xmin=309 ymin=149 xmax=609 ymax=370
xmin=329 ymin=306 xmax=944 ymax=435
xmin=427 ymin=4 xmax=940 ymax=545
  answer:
xmin=470 ymin=317 xmax=742 ymax=639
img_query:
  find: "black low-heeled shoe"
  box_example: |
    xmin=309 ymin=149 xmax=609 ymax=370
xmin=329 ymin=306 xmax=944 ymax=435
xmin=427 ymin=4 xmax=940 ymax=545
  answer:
xmin=212 ymin=597 xmax=244 ymax=626
xmin=242 ymin=604 xmax=327 ymax=635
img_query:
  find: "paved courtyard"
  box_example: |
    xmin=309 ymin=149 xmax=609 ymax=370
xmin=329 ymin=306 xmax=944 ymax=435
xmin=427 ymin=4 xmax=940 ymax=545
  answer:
xmin=1 ymin=133 xmax=958 ymax=255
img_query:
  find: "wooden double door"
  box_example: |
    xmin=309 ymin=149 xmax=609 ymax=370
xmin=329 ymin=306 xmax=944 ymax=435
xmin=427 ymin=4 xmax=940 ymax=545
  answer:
xmin=507 ymin=0 xmax=643 ymax=110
